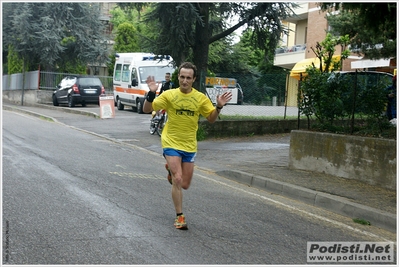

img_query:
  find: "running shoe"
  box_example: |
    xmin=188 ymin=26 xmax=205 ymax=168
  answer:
xmin=174 ymin=215 xmax=188 ymax=230
xmin=165 ymin=164 xmax=172 ymax=185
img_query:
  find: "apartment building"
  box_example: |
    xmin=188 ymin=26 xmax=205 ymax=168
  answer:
xmin=275 ymin=2 xmax=396 ymax=106
xmin=86 ymin=2 xmax=117 ymax=76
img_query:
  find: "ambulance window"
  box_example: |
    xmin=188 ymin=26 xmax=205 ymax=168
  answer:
xmin=114 ymin=64 xmax=122 ymax=81
xmin=131 ymin=68 xmax=137 ymax=81
xmin=138 ymin=66 xmax=175 ymax=83
xmin=122 ymin=65 xmax=130 ymax=82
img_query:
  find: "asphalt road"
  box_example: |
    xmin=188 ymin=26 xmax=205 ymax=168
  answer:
xmin=2 ymin=107 xmax=396 ymax=264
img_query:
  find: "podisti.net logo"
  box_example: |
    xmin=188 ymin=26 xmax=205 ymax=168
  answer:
xmin=307 ymin=242 xmax=394 ymax=263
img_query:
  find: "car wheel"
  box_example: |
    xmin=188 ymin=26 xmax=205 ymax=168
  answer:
xmin=137 ymin=99 xmax=144 ymax=114
xmin=68 ymin=95 xmax=75 ymax=107
xmin=117 ymin=98 xmax=124 ymax=110
xmin=52 ymin=95 xmax=59 ymax=106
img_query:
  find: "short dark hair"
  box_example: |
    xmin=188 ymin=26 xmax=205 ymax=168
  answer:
xmin=178 ymin=62 xmax=197 ymax=78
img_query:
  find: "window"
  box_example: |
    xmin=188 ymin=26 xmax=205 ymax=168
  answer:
xmin=114 ymin=64 xmax=122 ymax=81
xmin=138 ymin=66 xmax=175 ymax=84
xmin=79 ymin=78 xmax=102 ymax=87
xmin=131 ymin=68 xmax=137 ymax=81
xmin=122 ymin=64 xmax=130 ymax=82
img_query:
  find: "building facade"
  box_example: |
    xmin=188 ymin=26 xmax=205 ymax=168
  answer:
xmin=86 ymin=2 xmax=117 ymax=76
xmin=274 ymin=2 xmax=396 ymax=107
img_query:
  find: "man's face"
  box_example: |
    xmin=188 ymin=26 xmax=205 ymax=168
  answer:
xmin=165 ymin=74 xmax=171 ymax=82
xmin=178 ymin=68 xmax=195 ymax=91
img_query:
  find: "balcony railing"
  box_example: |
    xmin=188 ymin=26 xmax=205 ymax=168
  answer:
xmin=275 ymin=44 xmax=306 ymax=55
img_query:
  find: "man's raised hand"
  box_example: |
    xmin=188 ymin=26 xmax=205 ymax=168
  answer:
xmin=146 ymin=76 xmax=159 ymax=92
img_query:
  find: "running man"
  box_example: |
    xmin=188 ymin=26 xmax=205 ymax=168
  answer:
xmin=143 ymin=62 xmax=232 ymax=230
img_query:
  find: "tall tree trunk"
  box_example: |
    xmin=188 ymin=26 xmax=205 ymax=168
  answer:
xmin=192 ymin=3 xmax=210 ymax=93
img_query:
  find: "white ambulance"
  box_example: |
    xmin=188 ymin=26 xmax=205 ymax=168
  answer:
xmin=113 ymin=53 xmax=175 ymax=113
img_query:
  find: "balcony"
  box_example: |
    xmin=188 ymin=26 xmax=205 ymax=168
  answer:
xmin=274 ymin=44 xmax=307 ymax=69
xmin=284 ymin=2 xmax=309 ymax=23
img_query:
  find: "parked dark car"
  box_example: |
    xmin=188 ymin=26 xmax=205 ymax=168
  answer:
xmin=52 ymin=75 xmax=105 ymax=107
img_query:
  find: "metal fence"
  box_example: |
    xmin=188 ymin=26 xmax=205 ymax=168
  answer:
xmin=3 ymin=70 xmax=298 ymax=118
xmin=38 ymin=71 xmax=114 ymax=94
xmin=3 ymin=71 xmax=114 ymax=94
xmin=214 ymin=72 xmax=288 ymax=106
xmin=2 ymin=71 xmax=40 ymax=90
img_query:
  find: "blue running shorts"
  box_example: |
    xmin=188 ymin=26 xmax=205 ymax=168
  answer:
xmin=163 ymin=148 xmax=197 ymax=163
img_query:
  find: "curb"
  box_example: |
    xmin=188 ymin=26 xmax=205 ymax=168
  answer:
xmin=32 ymin=103 xmax=100 ymax=118
xmin=3 ymin=104 xmax=57 ymax=122
xmin=3 ymin=102 xmax=100 ymax=119
xmin=216 ymin=170 xmax=396 ymax=233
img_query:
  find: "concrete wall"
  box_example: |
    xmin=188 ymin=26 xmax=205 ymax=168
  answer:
xmin=3 ymin=89 xmax=53 ymax=105
xmin=289 ymin=130 xmax=397 ymax=190
xmin=199 ymin=119 xmax=310 ymax=137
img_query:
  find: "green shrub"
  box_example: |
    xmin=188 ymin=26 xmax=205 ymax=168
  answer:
xmin=196 ymin=124 xmax=207 ymax=141
xmin=299 ymin=69 xmax=393 ymax=137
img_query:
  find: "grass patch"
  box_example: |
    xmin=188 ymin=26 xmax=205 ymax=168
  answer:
xmin=353 ymin=218 xmax=371 ymax=226
xmin=198 ymin=115 xmax=300 ymax=121
xmin=39 ymin=115 xmax=55 ymax=122
xmin=217 ymin=115 xmax=299 ymax=120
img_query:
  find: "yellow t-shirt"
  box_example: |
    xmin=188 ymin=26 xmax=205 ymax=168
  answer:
xmin=152 ymin=88 xmax=215 ymax=152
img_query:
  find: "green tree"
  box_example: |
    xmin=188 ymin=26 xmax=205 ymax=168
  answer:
xmin=319 ymin=3 xmax=396 ymax=59
xmin=235 ymin=31 xmax=288 ymax=105
xmin=310 ymin=33 xmax=350 ymax=72
xmin=114 ymin=22 xmax=140 ymax=53
xmin=296 ymin=33 xmax=390 ymax=133
xmin=109 ymin=6 xmax=131 ymax=29
xmin=7 ymin=45 xmax=23 ymax=74
xmin=205 ymin=29 xmax=289 ymax=105
xmin=106 ymin=6 xmax=146 ymax=75
xmin=299 ymin=33 xmax=350 ymax=123
xmin=110 ymin=6 xmax=142 ymax=30
xmin=117 ymin=2 xmax=147 ymax=20
xmin=125 ymin=3 xmax=296 ymax=91
xmin=2 ymin=2 xmax=110 ymax=72
xmin=106 ymin=22 xmax=141 ymax=76
xmin=208 ymin=38 xmax=233 ymax=72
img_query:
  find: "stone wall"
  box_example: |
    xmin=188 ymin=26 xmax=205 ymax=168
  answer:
xmin=289 ymin=130 xmax=397 ymax=190
xmin=199 ymin=119 xmax=310 ymax=137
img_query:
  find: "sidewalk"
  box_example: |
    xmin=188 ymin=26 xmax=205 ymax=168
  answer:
xmin=2 ymin=101 xmax=396 ymax=233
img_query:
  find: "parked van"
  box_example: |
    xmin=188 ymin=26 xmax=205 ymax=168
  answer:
xmin=205 ymin=77 xmax=243 ymax=105
xmin=113 ymin=53 xmax=175 ymax=113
